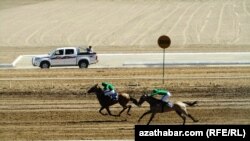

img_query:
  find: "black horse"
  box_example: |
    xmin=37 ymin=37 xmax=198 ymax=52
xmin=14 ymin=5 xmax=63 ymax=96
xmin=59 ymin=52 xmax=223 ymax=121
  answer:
xmin=137 ymin=94 xmax=199 ymax=125
xmin=87 ymin=84 xmax=138 ymax=116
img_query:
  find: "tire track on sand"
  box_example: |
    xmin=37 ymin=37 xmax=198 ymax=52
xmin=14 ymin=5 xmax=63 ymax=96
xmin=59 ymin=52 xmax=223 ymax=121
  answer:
xmin=131 ymin=2 xmax=181 ymax=46
xmin=213 ymin=3 xmax=226 ymax=44
xmin=183 ymin=2 xmax=206 ymax=45
xmin=167 ymin=2 xmax=196 ymax=35
xmin=243 ymin=0 xmax=250 ymax=17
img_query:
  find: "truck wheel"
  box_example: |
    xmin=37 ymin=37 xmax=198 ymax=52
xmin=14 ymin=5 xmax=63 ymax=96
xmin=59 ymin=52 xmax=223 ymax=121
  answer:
xmin=40 ymin=62 xmax=50 ymax=69
xmin=79 ymin=61 xmax=88 ymax=68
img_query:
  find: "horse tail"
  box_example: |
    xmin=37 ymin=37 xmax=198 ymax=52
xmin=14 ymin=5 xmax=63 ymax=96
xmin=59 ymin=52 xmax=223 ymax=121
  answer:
xmin=130 ymin=97 xmax=138 ymax=106
xmin=183 ymin=101 xmax=198 ymax=106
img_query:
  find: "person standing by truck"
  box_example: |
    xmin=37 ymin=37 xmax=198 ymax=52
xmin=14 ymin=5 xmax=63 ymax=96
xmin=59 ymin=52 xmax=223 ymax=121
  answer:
xmin=86 ymin=46 xmax=93 ymax=53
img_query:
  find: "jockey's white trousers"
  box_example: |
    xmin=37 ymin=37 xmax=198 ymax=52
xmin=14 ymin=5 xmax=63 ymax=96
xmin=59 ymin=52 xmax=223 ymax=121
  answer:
xmin=104 ymin=90 xmax=115 ymax=96
xmin=161 ymin=92 xmax=171 ymax=102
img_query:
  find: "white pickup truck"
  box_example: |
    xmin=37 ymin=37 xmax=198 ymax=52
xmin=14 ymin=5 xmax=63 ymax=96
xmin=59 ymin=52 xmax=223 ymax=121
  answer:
xmin=32 ymin=47 xmax=98 ymax=69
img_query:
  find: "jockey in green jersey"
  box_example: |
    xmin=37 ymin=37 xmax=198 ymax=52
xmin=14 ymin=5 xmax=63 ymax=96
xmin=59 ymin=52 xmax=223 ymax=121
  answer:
xmin=150 ymin=89 xmax=172 ymax=107
xmin=101 ymin=82 xmax=118 ymax=100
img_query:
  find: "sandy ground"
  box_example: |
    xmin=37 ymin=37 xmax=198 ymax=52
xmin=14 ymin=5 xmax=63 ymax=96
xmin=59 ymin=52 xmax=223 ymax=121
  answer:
xmin=0 ymin=0 xmax=250 ymax=47
xmin=0 ymin=67 xmax=249 ymax=140
xmin=1 ymin=0 xmax=250 ymax=63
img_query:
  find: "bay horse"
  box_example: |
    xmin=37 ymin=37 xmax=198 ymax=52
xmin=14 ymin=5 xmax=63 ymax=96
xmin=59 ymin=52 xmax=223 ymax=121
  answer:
xmin=137 ymin=94 xmax=199 ymax=125
xmin=87 ymin=84 xmax=138 ymax=116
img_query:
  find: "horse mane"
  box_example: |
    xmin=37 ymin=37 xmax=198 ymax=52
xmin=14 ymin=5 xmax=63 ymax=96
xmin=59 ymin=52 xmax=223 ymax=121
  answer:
xmin=91 ymin=85 xmax=109 ymax=105
xmin=95 ymin=86 xmax=104 ymax=94
xmin=95 ymin=86 xmax=106 ymax=99
xmin=146 ymin=96 xmax=163 ymax=105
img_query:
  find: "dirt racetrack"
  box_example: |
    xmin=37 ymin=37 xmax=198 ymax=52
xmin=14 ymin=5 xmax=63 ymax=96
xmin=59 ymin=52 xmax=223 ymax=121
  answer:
xmin=1 ymin=0 xmax=250 ymax=140
xmin=0 ymin=67 xmax=250 ymax=140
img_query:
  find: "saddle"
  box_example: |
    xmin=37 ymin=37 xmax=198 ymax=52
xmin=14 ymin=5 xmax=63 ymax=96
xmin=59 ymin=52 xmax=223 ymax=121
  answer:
xmin=161 ymin=101 xmax=173 ymax=112
xmin=103 ymin=92 xmax=118 ymax=101
xmin=110 ymin=93 xmax=118 ymax=101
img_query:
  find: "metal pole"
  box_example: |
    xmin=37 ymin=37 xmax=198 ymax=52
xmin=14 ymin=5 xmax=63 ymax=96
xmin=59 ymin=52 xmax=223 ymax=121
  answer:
xmin=163 ymin=48 xmax=165 ymax=84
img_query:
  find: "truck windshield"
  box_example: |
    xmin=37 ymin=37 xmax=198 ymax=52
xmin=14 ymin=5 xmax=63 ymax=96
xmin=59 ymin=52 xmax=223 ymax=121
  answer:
xmin=48 ymin=49 xmax=55 ymax=55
